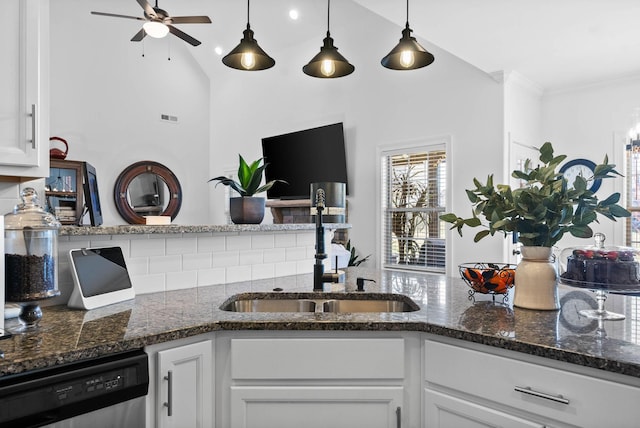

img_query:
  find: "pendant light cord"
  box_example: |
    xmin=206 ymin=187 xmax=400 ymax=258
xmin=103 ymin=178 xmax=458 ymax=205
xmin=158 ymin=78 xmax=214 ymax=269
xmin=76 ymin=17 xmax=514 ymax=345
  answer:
xmin=405 ymin=0 xmax=410 ymax=26
xmin=247 ymin=0 xmax=250 ymax=25
xmin=326 ymin=0 xmax=331 ymax=35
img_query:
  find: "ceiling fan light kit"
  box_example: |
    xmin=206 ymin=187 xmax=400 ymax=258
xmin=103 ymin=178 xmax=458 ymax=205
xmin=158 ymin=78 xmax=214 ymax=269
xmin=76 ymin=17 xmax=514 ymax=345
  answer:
xmin=142 ymin=21 xmax=169 ymax=38
xmin=223 ymin=0 xmax=275 ymax=71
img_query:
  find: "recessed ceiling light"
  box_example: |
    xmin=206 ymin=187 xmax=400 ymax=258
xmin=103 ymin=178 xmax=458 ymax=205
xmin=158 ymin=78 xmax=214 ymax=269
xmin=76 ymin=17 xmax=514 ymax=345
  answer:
xmin=289 ymin=9 xmax=299 ymax=20
xmin=214 ymin=46 xmax=223 ymax=56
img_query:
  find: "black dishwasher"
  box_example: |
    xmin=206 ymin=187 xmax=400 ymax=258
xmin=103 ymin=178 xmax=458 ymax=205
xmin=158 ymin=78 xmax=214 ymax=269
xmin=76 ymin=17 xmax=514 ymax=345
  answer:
xmin=0 ymin=349 xmax=148 ymax=428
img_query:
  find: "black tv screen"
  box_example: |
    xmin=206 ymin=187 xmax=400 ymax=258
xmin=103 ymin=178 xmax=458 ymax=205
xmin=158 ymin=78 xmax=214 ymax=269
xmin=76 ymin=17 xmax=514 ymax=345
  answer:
xmin=261 ymin=123 xmax=348 ymax=199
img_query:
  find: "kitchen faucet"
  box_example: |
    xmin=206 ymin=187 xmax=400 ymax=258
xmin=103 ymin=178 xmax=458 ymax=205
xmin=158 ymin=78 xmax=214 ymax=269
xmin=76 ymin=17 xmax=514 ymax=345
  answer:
xmin=313 ymin=188 xmax=343 ymax=291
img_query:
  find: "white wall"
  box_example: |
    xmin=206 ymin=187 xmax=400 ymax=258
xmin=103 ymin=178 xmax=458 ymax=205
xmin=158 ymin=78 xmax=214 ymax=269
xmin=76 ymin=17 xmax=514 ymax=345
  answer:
xmin=48 ymin=0 xmax=211 ymax=226
xmin=208 ymin=1 xmax=505 ymax=272
xmin=542 ymin=77 xmax=640 ymax=248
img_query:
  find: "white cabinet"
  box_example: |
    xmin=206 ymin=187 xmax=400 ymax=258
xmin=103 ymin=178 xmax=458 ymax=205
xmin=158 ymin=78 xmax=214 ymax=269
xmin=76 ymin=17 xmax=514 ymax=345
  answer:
xmin=424 ymin=336 xmax=640 ymax=428
xmin=0 ymin=0 xmax=49 ymax=179
xmin=146 ymin=338 xmax=214 ymax=428
xmin=218 ymin=332 xmax=418 ymax=428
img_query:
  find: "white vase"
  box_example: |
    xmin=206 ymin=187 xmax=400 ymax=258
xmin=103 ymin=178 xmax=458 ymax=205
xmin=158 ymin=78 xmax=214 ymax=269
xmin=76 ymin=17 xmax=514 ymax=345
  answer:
xmin=514 ymin=246 xmax=559 ymax=310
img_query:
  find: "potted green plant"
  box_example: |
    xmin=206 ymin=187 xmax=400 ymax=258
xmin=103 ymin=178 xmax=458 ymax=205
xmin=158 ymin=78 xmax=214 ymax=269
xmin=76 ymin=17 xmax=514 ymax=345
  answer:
xmin=440 ymin=142 xmax=630 ymax=310
xmin=209 ymin=155 xmax=286 ymax=224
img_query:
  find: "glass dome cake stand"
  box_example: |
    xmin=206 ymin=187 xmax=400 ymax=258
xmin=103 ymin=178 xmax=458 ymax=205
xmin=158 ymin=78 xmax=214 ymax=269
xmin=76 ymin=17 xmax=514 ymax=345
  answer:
xmin=559 ymin=233 xmax=639 ymax=321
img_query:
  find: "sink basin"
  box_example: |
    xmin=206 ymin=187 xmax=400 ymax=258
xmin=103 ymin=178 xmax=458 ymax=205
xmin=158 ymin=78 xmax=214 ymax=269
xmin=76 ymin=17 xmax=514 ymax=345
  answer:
xmin=223 ymin=299 xmax=316 ymax=313
xmin=220 ymin=293 xmax=420 ymax=313
xmin=322 ymin=299 xmax=416 ymax=313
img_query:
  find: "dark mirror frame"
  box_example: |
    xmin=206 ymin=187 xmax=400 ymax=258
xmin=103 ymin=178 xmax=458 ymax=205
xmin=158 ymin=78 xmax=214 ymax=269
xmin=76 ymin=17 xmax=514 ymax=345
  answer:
xmin=114 ymin=161 xmax=182 ymax=224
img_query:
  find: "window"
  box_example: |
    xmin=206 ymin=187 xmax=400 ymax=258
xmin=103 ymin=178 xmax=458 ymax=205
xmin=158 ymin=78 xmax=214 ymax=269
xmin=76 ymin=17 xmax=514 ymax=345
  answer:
xmin=626 ymin=141 xmax=640 ymax=247
xmin=381 ymin=143 xmax=447 ymax=272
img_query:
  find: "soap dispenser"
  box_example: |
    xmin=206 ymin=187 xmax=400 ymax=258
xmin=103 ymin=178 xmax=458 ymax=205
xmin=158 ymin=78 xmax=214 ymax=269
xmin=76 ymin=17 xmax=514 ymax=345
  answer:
xmin=4 ymin=188 xmax=61 ymax=330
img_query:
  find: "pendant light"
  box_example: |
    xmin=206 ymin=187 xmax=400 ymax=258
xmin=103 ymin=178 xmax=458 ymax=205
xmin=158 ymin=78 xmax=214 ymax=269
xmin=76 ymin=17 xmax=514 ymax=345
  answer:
xmin=303 ymin=0 xmax=354 ymax=78
xmin=381 ymin=0 xmax=434 ymax=70
xmin=222 ymin=0 xmax=275 ymax=71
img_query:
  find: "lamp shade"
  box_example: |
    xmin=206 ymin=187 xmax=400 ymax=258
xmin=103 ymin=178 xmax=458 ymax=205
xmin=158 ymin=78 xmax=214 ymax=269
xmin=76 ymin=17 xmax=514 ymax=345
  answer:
xmin=303 ymin=33 xmax=355 ymax=78
xmin=222 ymin=25 xmax=275 ymax=71
xmin=381 ymin=24 xmax=434 ymax=70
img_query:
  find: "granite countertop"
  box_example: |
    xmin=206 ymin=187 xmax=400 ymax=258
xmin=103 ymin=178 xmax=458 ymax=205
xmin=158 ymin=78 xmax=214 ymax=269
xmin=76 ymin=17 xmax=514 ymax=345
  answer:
xmin=58 ymin=223 xmax=350 ymax=236
xmin=2 ymin=267 xmax=640 ymax=378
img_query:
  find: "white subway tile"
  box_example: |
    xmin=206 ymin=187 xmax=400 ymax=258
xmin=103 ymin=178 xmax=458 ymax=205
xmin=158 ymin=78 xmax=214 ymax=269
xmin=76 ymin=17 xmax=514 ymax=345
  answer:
xmin=212 ymin=251 xmax=239 ymax=268
xmin=132 ymin=274 xmax=165 ymax=294
xmin=166 ymin=271 xmax=197 ymax=291
xmin=126 ymin=257 xmax=149 ymax=275
xmin=263 ymin=248 xmax=286 ymax=263
xmin=227 ymin=235 xmax=251 ymax=251
xmin=239 ymin=249 xmax=264 ymax=266
xmin=167 ymin=237 xmax=197 ymax=255
xmin=251 ymin=234 xmax=275 ymax=249
xmin=149 ymin=255 xmax=182 ymax=274
xmin=285 ymin=247 xmax=307 ymax=261
xmin=183 ymin=253 xmax=211 ymax=271
xmin=197 ymin=268 xmax=226 ymax=286
xmin=131 ymin=239 xmax=165 ymax=257
xmin=197 ymin=236 xmax=225 ymax=253
xmin=275 ymin=233 xmax=297 ymax=248
xmin=296 ymin=260 xmax=314 ymax=274
xmin=274 ymin=262 xmax=297 ymax=277
xmin=252 ymin=264 xmax=275 ymax=280
xmin=296 ymin=232 xmax=315 ymax=247
xmin=226 ymin=266 xmax=251 ymax=283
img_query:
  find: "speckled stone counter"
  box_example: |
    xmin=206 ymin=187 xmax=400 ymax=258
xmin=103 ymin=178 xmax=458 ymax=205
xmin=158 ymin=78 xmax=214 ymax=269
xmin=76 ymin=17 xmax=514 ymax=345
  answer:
xmin=58 ymin=223 xmax=350 ymax=236
xmin=2 ymin=267 xmax=640 ymax=379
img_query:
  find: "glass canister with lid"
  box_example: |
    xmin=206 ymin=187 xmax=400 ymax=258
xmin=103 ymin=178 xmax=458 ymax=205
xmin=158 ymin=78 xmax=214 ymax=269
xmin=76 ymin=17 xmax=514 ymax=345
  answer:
xmin=4 ymin=187 xmax=61 ymax=303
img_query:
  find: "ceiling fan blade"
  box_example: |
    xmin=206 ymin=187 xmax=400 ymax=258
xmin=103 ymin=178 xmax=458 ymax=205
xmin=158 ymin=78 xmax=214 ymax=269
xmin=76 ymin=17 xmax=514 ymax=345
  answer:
xmin=91 ymin=11 xmax=145 ymax=21
xmin=168 ymin=25 xmax=201 ymax=46
xmin=168 ymin=16 xmax=212 ymax=24
xmin=136 ymin=0 xmax=156 ymax=19
xmin=131 ymin=28 xmax=146 ymax=42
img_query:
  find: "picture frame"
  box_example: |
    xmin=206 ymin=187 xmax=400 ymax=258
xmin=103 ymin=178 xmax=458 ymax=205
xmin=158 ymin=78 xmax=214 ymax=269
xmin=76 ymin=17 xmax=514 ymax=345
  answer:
xmin=83 ymin=162 xmax=103 ymax=226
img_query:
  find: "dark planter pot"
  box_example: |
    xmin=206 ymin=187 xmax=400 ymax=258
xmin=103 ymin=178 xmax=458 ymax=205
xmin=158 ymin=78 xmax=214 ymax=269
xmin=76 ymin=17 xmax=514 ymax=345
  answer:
xmin=229 ymin=197 xmax=265 ymax=224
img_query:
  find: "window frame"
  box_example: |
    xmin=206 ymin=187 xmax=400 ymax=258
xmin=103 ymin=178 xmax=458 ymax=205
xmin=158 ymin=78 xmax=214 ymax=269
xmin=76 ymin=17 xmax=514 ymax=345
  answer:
xmin=376 ymin=137 xmax=451 ymax=273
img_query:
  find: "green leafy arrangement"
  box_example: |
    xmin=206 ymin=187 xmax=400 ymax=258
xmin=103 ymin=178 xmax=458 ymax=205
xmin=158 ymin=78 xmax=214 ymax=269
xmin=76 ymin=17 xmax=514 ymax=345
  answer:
xmin=346 ymin=240 xmax=371 ymax=267
xmin=440 ymin=142 xmax=630 ymax=247
xmin=209 ymin=155 xmax=286 ymax=197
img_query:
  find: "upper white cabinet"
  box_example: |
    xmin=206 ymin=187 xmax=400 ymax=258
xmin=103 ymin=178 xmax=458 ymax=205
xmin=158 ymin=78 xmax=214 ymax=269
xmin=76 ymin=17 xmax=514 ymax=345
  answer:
xmin=0 ymin=0 xmax=49 ymax=180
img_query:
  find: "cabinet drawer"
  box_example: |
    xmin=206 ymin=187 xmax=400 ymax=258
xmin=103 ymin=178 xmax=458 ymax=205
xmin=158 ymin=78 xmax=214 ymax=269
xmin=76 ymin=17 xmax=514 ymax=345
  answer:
xmin=425 ymin=339 xmax=640 ymax=427
xmin=231 ymin=338 xmax=404 ymax=380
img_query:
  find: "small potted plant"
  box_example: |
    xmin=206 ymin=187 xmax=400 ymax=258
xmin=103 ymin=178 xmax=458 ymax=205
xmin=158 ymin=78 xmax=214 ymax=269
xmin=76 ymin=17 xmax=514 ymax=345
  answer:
xmin=440 ymin=142 xmax=630 ymax=310
xmin=209 ymin=155 xmax=286 ymax=224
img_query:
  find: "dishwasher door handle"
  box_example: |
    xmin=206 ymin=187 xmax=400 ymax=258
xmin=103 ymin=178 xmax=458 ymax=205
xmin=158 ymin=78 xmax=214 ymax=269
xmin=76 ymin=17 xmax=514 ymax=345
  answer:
xmin=163 ymin=370 xmax=173 ymax=416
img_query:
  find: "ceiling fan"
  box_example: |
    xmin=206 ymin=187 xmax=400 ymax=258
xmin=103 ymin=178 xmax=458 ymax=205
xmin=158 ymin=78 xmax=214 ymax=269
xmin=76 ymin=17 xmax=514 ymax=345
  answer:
xmin=91 ymin=0 xmax=211 ymax=47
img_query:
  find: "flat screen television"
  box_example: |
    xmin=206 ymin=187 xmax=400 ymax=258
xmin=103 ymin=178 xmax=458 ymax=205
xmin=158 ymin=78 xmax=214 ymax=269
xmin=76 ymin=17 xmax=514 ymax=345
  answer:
xmin=261 ymin=123 xmax=348 ymax=200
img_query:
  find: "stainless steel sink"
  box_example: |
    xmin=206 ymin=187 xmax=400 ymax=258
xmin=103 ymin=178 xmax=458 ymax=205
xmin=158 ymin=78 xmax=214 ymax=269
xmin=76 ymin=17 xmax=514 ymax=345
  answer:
xmin=223 ymin=298 xmax=316 ymax=313
xmin=220 ymin=293 xmax=420 ymax=313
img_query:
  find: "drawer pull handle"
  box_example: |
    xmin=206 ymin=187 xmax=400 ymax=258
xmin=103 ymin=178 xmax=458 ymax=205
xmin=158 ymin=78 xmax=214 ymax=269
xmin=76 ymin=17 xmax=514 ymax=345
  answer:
xmin=163 ymin=370 xmax=173 ymax=416
xmin=396 ymin=406 xmax=401 ymax=428
xmin=514 ymin=385 xmax=569 ymax=405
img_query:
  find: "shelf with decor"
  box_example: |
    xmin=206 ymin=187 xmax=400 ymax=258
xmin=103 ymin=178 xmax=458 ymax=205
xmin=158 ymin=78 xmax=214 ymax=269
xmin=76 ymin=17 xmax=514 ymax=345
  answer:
xmin=45 ymin=159 xmax=84 ymax=225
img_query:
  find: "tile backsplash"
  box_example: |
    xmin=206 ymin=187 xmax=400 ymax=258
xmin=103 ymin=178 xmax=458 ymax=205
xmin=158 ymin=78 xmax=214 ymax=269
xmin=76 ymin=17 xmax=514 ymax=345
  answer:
xmin=48 ymin=229 xmax=320 ymax=306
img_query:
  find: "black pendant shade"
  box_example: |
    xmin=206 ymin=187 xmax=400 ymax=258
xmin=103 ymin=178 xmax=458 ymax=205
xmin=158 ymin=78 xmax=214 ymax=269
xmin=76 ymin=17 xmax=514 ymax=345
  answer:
xmin=303 ymin=32 xmax=355 ymax=78
xmin=222 ymin=24 xmax=275 ymax=71
xmin=381 ymin=23 xmax=434 ymax=70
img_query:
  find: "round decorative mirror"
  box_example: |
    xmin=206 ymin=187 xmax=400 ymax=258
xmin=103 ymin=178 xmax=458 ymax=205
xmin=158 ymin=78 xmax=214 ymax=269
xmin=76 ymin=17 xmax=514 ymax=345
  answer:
xmin=114 ymin=161 xmax=182 ymax=224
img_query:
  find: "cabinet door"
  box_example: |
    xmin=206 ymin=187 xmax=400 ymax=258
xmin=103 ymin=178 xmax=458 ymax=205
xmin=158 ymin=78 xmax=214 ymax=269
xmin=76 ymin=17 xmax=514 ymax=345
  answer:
xmin=231 ymin=386 xmax=403 ymax=428
xmin=0 ymin=0 xmax=48 ymax=177
xmin=157 ymin=340 xmax=213 ymax=428
xmin=425 ymin=389 xmax=544 ymax=428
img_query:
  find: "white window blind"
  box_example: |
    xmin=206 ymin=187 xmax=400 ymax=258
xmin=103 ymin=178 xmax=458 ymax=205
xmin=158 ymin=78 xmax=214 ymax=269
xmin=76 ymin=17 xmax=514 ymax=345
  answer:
xmin=381 ymin=144 xmax=447 ymax=272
